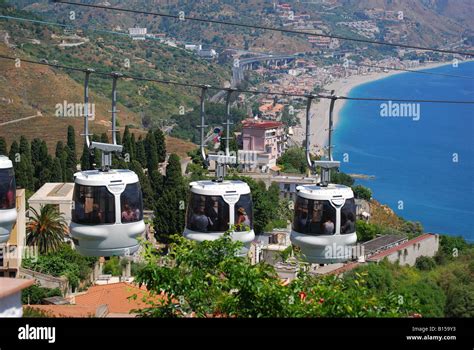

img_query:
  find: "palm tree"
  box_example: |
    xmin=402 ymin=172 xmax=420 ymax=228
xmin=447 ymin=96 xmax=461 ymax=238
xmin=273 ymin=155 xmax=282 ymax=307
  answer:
xmin=26 ymin=204 xmax=68 ymax=254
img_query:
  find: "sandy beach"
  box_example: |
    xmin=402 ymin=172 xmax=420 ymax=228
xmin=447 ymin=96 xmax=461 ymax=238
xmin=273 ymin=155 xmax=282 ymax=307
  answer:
xmin=293 ymin=61 xmax=455 ymax=154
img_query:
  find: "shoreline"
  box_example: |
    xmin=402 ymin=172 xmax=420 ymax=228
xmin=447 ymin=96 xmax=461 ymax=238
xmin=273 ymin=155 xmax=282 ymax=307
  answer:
xmin=294 ymin=60 xmax=464 ymax=152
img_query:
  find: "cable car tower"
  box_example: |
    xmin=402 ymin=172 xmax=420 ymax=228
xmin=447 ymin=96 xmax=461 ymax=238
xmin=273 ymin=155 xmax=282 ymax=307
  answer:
xmin=183 ymin=87 xmax=255 ymax=256
xmin=70 ymin=70 xmax=145 ymax=257
xmin=290 ymin=91 xmax=357 ymax=263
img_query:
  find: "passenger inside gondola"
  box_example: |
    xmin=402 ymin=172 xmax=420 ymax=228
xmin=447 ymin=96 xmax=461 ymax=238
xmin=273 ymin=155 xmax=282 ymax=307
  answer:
xmin=322 ymin=218 xmax=335 ymax=235
xmin=341 ymin=212 xmax=355 ymax=233
xmin=309 ymin=205 xmax=322 ymax=233
xmin=90 ymin=203 xmax=104 ymax=224
xmin=121 ymin=203 xmax=135 ymax=223
xmin=205 ymin=197 xmax=220 ymax=231
xmin=236 ymin=207 xmax=250 ymax=231
xmin=190 ymin=205 xmax=212 ymax=232
xmin=0 ymin=170 xmax=15 ymax=209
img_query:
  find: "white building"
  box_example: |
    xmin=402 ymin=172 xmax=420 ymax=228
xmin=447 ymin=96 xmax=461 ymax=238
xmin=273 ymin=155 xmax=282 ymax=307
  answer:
xmin=28 ymin=183 xmax=74 ymax=224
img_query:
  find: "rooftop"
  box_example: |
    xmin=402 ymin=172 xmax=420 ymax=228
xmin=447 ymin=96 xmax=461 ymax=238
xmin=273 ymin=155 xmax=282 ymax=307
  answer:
xmin=242 ymin=119 xmax=284 ymax=129
xmin=362 ymin=234 xmax=407 ymax=255
xmin=28 ymin=183 xmax=74 ymax=203
xmin=26 ymin=282 xmax=160 ymax=317
xmin=367 ymin=234 xmax=437 ymax=262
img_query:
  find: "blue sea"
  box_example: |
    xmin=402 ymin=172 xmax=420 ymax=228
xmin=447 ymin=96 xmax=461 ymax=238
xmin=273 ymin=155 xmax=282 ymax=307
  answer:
xmin=333 ymin=61 xmax=474 ymax=242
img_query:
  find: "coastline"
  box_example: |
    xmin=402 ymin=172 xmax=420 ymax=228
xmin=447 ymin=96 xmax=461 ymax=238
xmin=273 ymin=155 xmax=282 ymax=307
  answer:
xmin=295 ymin=61 xmax=459 ymax=152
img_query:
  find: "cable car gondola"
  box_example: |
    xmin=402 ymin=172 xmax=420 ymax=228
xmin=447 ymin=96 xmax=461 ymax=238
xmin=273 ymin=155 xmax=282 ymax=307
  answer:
xmin=183 ymin=87 xmax=255 ymax=256
xmin=0 ymin=155 xmax=16 ymax=244
xmin=70 ymin=71 xmax=145 ymax=256
xmin=290 ymin=93 xmax=357 ymax=263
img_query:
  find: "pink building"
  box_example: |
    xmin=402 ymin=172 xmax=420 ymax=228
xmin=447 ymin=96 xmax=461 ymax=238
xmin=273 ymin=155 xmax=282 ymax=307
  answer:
xmin=241 ymin=119 xmax=285 ymax=172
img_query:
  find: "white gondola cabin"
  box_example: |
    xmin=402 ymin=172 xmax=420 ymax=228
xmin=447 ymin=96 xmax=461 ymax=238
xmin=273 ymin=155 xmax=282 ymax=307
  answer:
xmin=0 ymin=156 xmax=16 ymax=244
xmin=290 ymin=184 xmax=357 ymax=263
xmin=70 ymin=169 xmax=145 ymax=256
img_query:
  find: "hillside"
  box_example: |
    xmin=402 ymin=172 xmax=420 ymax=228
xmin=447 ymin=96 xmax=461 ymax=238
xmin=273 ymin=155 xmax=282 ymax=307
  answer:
xmin=12 ymin=0 xmax=474 ymax=54
xmin=0 ymin=1 xmax=230 ymax=125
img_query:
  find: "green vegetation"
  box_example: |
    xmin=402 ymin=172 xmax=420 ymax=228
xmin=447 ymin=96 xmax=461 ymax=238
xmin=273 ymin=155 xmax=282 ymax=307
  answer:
xmin=103 ymin=257 xmax=123 ymax=277
xmin=352 ymin=185 xmax=372 ymax=200
xmin=356 ymin=220 xmax=378 ymax=242
xmin=134 ymin=233 xmax=420 ymax=317
xmin=22 ymin=285 xmax=62 ymax=305
xmin=22 ymin=307 xmax=50 ymax=318
xmin=277 ymin=147 xmax=308 ymax=174
xmin=26 ymin=204 xmax=68 ymax=254
xmin=228 ymin=176 xmax=290 ymax=234
xmin=153 ymin=153 xmax=187 ymax=243
xmin=23 ymin=244 xmax=97 ymax=290
xmin=346 ymin=235 xmax=474 ymax=317
xmin=170 ymin=103 xmax=247 ymax=143
xmin=0 ymin=3 xmax=229 ymax=127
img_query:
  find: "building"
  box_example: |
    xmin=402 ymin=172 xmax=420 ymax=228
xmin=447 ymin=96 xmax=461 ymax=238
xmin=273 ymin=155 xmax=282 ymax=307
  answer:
xmin=361 ymin=234 xmax=408 ymax=260
xmin=355 ymin=198 xmax=371 ymax=220
xmin=197 ymin=46 xmax=217 ymax=59
xmin=241 ymin=119 xmax=285 ymax=172
xmin=27 ymin=282 xmax=160 ymax=318
xmin=252 ymin=229 xmax=291 ymax=265
xmin=28 ymin=183 xmax=74 ymax=224
xmin=273 ymin=175 xmax=318 ymax=201
xmin=258 ymin=102 xmax=285 ymax=120
xmin=0 ymin=189 xmax=26 ymax=278
xmin=366 ymin=234 xmax=439 ymax=266
xmin=128 ymin=27 xmax=147 ymax=40
xmin=0 ymin=278 xmax=34 ymax=317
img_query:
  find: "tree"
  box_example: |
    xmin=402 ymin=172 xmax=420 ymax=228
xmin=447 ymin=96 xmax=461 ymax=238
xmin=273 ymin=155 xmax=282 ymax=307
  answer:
xmin=415 ymin=256 xmax=436 ymax=271
xmin=277 ymin=147 xmax=307 ymax=174
xmin=22 ymin=285 xmax=62 ymax=305
xmin=133 ymin=234 xmax=421 ymax=318
xmin=0 ymin=136 xmax=6 ymax=155
xmin=145 ymin=130 xmax=159 ymax=171
xmin=331 ymin=171 xmax=354 ymax=186
xmin=17 ymin=136 xmax=34 ymax=191
xmin=122 ymin=126 xmax=133 ymax=161
xmin=219 ymin=130 xmax=238 ymax=154
xmin=22 ymin=244 xmax=96 ymax=291
xmin=352 ymin=185 xmax=372 ymax=200
xmin=164 ymin=153 xmax=183 ymax=188
xmin=356 ymin=220 xmax=378 ymax=241
xmin=103 ymin=257 xmax=122 ymax=276
xmin=154 ymin=129 xmax=167 ymax=163
xmin=153 ymin=188 xmax=186 ymax=243
xmin=154 ymin=154 xmax=187 ymax=243
xmin=129 ymin=160 xmax=154 ymax=210
xmin=439 ymin=235 xmax=468 ymax=258
xmin=135 ymin=136 xmax=147 ymax=168
xmin=445 ymin=283 xmax=474 ymax=317
xmin=9 ymin=140 xmax=19 ymax=169
xmin=55 ymin=141 xmax=64 ymax=159
xmin=26 ymin=205 xmax=68 ymax=254
xmin=80 ymin=142 xmax=92 ymax=171
xmin=66 ymin=125 xmax=76 ymax=173
xmin=55 ymin=141 xmax=68 ymax=181
xmin=50 ymin=158 xmax=63 ymax=182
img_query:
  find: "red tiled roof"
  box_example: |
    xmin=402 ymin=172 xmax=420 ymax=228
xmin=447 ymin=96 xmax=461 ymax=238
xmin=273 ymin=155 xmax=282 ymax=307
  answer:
xmin=74 ymin=282 xmax=155 ymax=314
xmin=27 ymin=282 xmax=162 ymax=318
xmin=367 ymin=234 xmax=436 ymax=262
xmin=242 ymin=119 xmax=283 ymax=129
xmin=25 ymin=305 xmax=97 ymax=318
